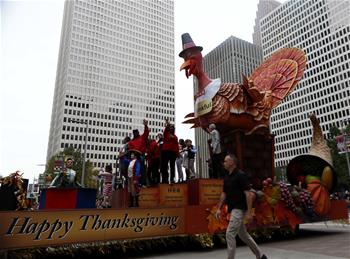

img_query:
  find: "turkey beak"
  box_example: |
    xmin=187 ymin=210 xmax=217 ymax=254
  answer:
xmin=180 ymin=60 xmax=192 ymax=78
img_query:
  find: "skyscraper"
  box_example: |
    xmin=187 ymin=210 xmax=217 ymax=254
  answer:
xmin=47 ymin=0 xmax=175 ymax=169
xmin=259 ymin=0 xmax=350 ymax=168
xmin=194 ymin=36 xmax=263 ymax=177
xmin=252 ymin=0 xmax=280 ymax=46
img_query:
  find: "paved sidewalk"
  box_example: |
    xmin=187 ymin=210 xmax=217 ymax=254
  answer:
xmin=133 ymin=224 xmax=350 ymax=259
xmin=133 ymin=245 xmax=348 ymax=259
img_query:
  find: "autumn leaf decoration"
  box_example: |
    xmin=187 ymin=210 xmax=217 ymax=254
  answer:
xmin=206 ymin=205 xmax=229 ymax=233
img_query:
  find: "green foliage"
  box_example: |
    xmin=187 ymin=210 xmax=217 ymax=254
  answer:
xmin=87 ymin=168 xmax=100 ymax=190
xmin=45 ymin=147 xmax=97 ymax=188
xmin=329 ymin=126 xmax=341 ymax=138
xmin=346 ymin=123 xmax=350 ymax=134
xmin=274 ymin=167 xmax=287 ymax=182
xmin=274 ymin=167 xmax=282 ymax=181
xmin=327 ymin=125 xmax=350 ymax=190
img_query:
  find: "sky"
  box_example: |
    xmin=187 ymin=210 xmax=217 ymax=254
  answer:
xmin=1 ymin=0 xmax=261 ymax=182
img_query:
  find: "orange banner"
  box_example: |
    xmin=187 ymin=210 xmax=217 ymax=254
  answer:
xmin=139 ymin=187 xmax=160 ymax=208
xmin=159 ymin=184 xmax=188 ymax=207
xmin=198 ymin=179 xmax=223 ymax=205
xmin=0 ymin=208 xmax=185 ymax=250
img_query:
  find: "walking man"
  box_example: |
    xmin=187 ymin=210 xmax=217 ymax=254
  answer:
xmin=215 ymin=154 xmax=267 ymax=259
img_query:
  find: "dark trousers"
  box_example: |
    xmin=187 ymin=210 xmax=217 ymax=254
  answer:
xmin=160 ymin=150 xmax=177 ymax=184
xmin=212 ymin=153 xmax=223 ymax=179
xmin=140 ymin=155 xmax=147 ymax=186
xmin=148 ymin=158 xmax=160 ymax=184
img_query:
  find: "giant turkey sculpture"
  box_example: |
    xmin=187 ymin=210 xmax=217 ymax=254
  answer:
xmin=179 ymin=33 xmax=307 ymax=134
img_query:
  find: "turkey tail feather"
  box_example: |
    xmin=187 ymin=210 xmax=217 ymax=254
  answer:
xmin=250 ymin=48 xmax=307 ymax=108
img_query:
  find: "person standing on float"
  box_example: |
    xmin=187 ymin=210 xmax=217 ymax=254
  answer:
xmin=128 ymin=119 xmax=149 ymax=186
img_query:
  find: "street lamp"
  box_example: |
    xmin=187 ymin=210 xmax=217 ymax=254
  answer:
xmin=69 ymin=118 xmax=88 ymax=187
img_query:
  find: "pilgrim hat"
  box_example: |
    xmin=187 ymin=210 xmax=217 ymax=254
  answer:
xmin=127 ymin=149 xmax=142 ymax=158
xmin=179 ymin=33 xmax=203 ymax=58
xmin=287 ymin=113 xmax=337 ymax=192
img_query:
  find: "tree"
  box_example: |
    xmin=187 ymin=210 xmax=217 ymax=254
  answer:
xmin=327 ymin=125 xmax=350 ymax=190
xmin=45 ymin=147 xmax=98 ymax=188
xmin=346 ymin=123 xmax=350 ymax=134
xmin=329 ymin=126 xmax=341 ymax=138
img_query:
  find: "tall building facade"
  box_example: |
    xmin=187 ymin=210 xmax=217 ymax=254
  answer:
xmin=194 ymin=36 xmax=263 ymax=177
xmin=259 ymin=0 xmax=350 ymax=168
xmin=47 ymin=0 xmax=175 ymax=169
xmin=252 ymin=0 xmax=281 ymax=46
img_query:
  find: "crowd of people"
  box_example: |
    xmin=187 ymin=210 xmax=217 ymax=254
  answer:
xmin=330 ymin=190 xmax=350 ymax=203
xmin=96 ymin=119 xmax=225 ymax=208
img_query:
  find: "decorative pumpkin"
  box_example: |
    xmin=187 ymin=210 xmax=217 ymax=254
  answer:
xmin=321 ymin=166 xmax=333 ymax=191
xmin=307 ymin=179 xmax=331 ymax=216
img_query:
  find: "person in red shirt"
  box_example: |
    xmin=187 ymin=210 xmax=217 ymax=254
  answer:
xmin=128 ymin=119 xmax=149 ymax=186
xmin=160 ymin=119 xmax=179 ymax=184
xmin=147 ymin=137 xmax=161 ymax=185
xmin=128 ymin=119 xmax=149 ymax=154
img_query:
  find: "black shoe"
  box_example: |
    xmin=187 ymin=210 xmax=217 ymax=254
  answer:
xmin=261 ymin=255 xmax=268 ymax=259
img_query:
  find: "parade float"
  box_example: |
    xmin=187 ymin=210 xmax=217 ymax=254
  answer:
xmin=178 ymin=33 xmax=348 ymax=234
xmin=0 ymin=33 xmax=348 ymax=258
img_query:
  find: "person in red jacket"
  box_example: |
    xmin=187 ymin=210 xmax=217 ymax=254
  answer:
xmin=128 ymin=119 xmax=149 ymax=154
xmin=147 ymin=137 xmax=161 ymax=185
xmin=160 ymin=119 xmax=179 ymax=184
xmin=128 ymin=119 xmax=149 ymax=186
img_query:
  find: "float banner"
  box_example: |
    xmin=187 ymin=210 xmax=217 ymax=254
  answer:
xmin=139 ymin=187 xmax=160 ymax=208
xmin=188 ymin=179 xmax=223 ymax=205
xmin=159 ymin=184 xmax=188 ymax=207
xmin=0 ymin=208 xmax=185 ymax=250
xmin=198 ymin=180 xmax=223 ymax=205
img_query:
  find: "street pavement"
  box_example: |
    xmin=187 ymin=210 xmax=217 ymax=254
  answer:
xmin=131 ymin=222 xmax=350 ymax=259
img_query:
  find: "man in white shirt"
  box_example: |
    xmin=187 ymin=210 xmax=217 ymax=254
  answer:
xmin=208 ymin=123 xmax=223 ymax=178
xmin=50 ymin=158 xmax=80 ymax=188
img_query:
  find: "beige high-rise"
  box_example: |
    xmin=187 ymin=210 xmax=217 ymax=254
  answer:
xmin=47 ymin=0 xmax=175 ymax=169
